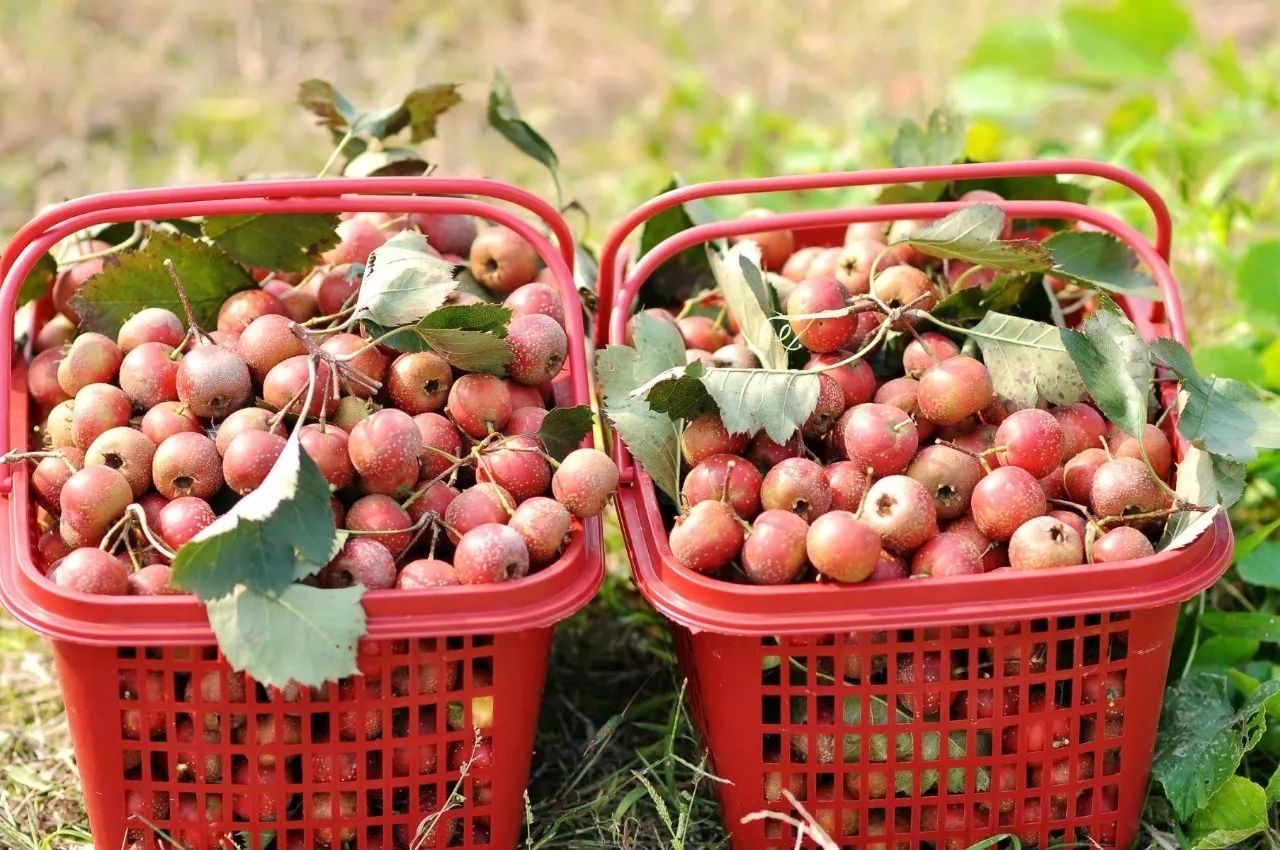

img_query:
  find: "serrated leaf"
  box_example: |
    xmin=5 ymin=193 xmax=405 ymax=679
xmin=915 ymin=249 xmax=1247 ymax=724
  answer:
xmin=1237 ymin=541 xmax=1280 ymax=589
xmin=297 ymin=79 xmax=360 ymax=131
xmin=401 ymin=83 xmax=463 ymax=142
xmin=1200 ymin=612 xmax=1280 ymax=643
xmin=931 ymin=274 xmax=1038 ymax=322
xmin=208 ymin=584 xmax=365 ymax=689
xmin=487 ymin=71 xmax=559 ymax=196
xmin=700 ymin=368 xmax=820 ymax=444
xmin=1161 ymin=506 xmax=1223 ymax=552
xmin=1175 ymin=445 xmax=1246 ymax=508
xmin=710 ymin=243 xmax=789 ymax=370
xmin=171 ymin=436 xmax=338 ymax=599
xmin=890 ymin=108 xmax=967 ymax=168
xmin=1153 ymin=673 xmax=1280 ymax=820
xmin=967 ymin=312 xmax=1087 ymax=409
xmin=1151 ymin=337 xmax=1280 ymax=462
xmin=1044 ymin=230 xmax=1161 ymax=300
xmin=906 ymin=205 xmax=1052 ymax=271
xmin=355 ymin=231 xmax=459 ymax=326
xmin=202 ymin=213 xmax=340 ymax=274
xmin=69 ymin=231 xmax=254 ymax=336
xmin=645 ymin=361 xmax=718 ymax=420
xmin=1059 ymin=296 xmax=1151 ymax=437
xmin=636 ymin=177 xmax=718 ymax=309
xmin=342 ymin=148 xmax=429 ymax=178
xmin=17 ymin=253 xmax=56 ymax=307
xmin=1266 ymin=763 xmax=1280 ymax=804
xmin=537 ymin=405 xmax=595 ymax=460
xmin=1188 ymin=775 xmax=1268 ymax=850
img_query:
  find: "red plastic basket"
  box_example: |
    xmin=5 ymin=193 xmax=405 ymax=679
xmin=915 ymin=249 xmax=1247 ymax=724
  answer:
xmin=0 ymin=178 xmax=604 ymax=850
xmin=600 ymin=161 xmax=1234 ymax=849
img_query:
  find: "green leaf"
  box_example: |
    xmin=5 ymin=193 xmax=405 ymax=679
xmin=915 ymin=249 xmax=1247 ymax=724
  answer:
xmin=1044 ymin=231 xmax=1162 ymax=300
xmin=17 ymin=253 xmax=56 ymax=307
xmin=355 ymin=231 xmax=460 ymax=327
xmin=342 ymin=148 xmax=429 ymax=178
xmin=710 ymin=243 xmax=789 ymax=370
xmin=1160 ymin=506 xmax=1223 ymax=552
xmin=1236 ymin=240 xmax=1280 ymax=318
xmin=202 ymin=213 xmax=340 ymax=274
xmin=537 ymin=406 xmax=595 ymax=461
xmin=297 ymin=78 xmax=360 ymax=131
xmin=699 ymin=368 xmax=820 ymax=444
xmin=1059 ymin=296 xmax=1151 ymax=438
xmin=1200 ymin=612 xmax=1280 ymax=643
xmin=1151 ymin=337 xmax=1280 ymax=462
xmin=366 ymin=303 xmax=513 ymax=373
xmin=1153 ymin=673 xmax=1280 ymax=820
xmin=635 ymin=177 xmax=718 ymax=309
xmin=931 ymin=274 xmax=1038 ymax=322
xmin=207 ymin=584 xmax=366 ymax=689
xmin=171 ymin=436 xmax=338 ymax=599
xmin=889 ymin=108 xmax=967 ymax=168
xmin=644 ymin=361 xmax=718 ymax=421
xmin=1192 ymin=636 xmax=1261 ymax=670
xmin=487 ymin=71 xmax=559 ymax=197
xmin=905 ymin=205 xmax=1052 ymax=271
xmin=1266 ymin=763 xmax=1280 ymax=804
xmin=1188 ymin=775 xmax=1268 ymax=850
xmin=1062 ymin=0 xmax=1193 ymax=79
xmin=968 ymin=312 xmax=1087 ymax=409
xmin=400 ymin=83 xmax=463 ymax=143
xmin=1175 ymin=445 xmax=1246 ymax=508
xmin=69 ymin=231 xmax=254 ymax=337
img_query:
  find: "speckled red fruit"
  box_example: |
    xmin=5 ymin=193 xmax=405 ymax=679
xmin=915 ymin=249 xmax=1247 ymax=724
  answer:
xmin=781 ymin=246 xmax=822 ymax=282
xmin=806 ymin=353 xmax=875 ymax=408
xmin=298 ymin=424 xmax=353 ymax=489
xmin=53 ymin=547 xmax=129 ymax=595
xmin=211 ymin=407 xmax=270 ymax=455
xmin=152 ymin=432 xmax=224 ymax=500
xmin=331 ymin=395 xmax=372 ymax=433
xmin=412 ymin=412 xmax=463 ymax=480
xmin=59 ymin=466 xmax=130 ymax=536
xmin=911 ymin=532 xmax=984 ymax=577
xmin=509 ymin=496 xmax=573 ymax=565
xmin=840 ymin=403 xmax=919 ymax=476
xmin=118 ymin=342 xmax=179 ymax=410
xmin=551 ymin=448 xmax=619 ymax=518
xmin=506 ymin=313 xmax=568 ymax=386
xmin=785 ymin=276 xmax=854 ymax=353
xmin=1092 ymin=526 xmax=1155 ymax=563
xmin=744 ymin=432 xmax=802 ymax=470
xmin=822 ymin=461 xmax=866 ymax=513
xmin=222 ymin=429 xmax=287 ymax=494
xmin=872 ymin=264 xmax=937 ymax=315
xmin=676 ymin=315 xmax=731 ymax=352
xmin=741 ymin=510 xmax=809 ymax=584
xmin=1008 ymin=515 xmax=1084 ymax=570
xmin=917 ymin=356 xmax=994 ymax=426
xmin=176 ymin=344 xmax=252 ymax=419
xmin=902 ymin=332 xmax=961 ymax=378
xmin=1052 ymin=403 xmax=1108 ymax=459
xmin=58 ymin=333 xmax=122 ymax=396
xmin=263 ymin=355 xmax=335 ymax=418
xmin=237 ymin=313 xmax=306 ymax=383
xmin=346 ymin=494 xmax=414 ymax=557
xmin=406 ymin=481 xmax=459 ymax=527
xmin=862 ymin=475 xmax=937 ymax=552
xmin=1063 ymin=448 xmax=1108 ymax=503
xmin=732 ymin=209 xmax=795 ymax=271
xmin=447 ymin=373 xmax=512 ymax=438
xmin=1090 ymin=457 xmax=1167 ymax=519
xmin=31 ymin=448 xmax=84 ymax=514
xmin=470 ymin=226 xmax=538 ymax=293
xmin=413 ymin=212 xmax=477 ymax=256
xmin=669 ymin=501 xmax=743 ymax=573
xmin=321 ymin=332 xmax=386 ymax=399
xmin=137 ymin=402 xmax=197 ymax=446
xmin=907 ymin=443 xmax=983 ymax=520
xmin=681 ymin=414 xmax=746 ymax=466
xmin=506 ymin=282 xmax=566 ymax=327
xmin=398 ymin=558 xmax=460 ymax=589
xmin=505 ymin=380 xmax=546 ymax=411
xmin=761 ymin=458 xmax=831 ymax=522
xmin=443 ymin=483 xmax=513 ymax=543
xmin=454 ymin=523 xmax=530 ymax=583
xmin=868 ymin=549 xmax=908 ymax=582
xmin=972 ymin=466 xmax=1047 ymax=541
xmin=1113 ymin=423 xmax=1174 ymax=480
xmin=711 ymin=343 xmax=760 ymax=369
xmin=322 ymin=538 xmax=397 ymax=589
xmin=994 ymin=409 xmax=1065 ymax=478
xmin=44 ymin=401 xmax=76 ymax=448
xmin=156 ymin=497 xmax=217 ymax=549
xmin=478 ymin=436 xmax=551 ymax=502
xmin=127 ymin=563 xmax=182 ymax=596
xmin=86 ymin=426 xmax=155 ymax=497
xmin=70 ymin=383 xmax=132 ymax=450
xmin=504 ymin=406 xmax=547 ymax=438
xmin=871 ymin=375 xmax=933 ymax=441
xmin=1048 ymin=509 xmax=1087 ymax=539
xmin=895 ymin=651 xmax=943 ymax=717
xmin=680 ymin=453 xmax=762 ymax=519
xmin=835 ymin=238 xmax=893 ymax=295
xmin=803 ymin=373 xmax=847 ymax=439
xmin=808 ymin=246 xmax=843 ymax=280
xmin=387 ymin=351 xmax=452 ymax=414
xmin=217 ymin=289 xmax=286 ymax=333
xmin=625 ymin=307 xmax=679 ymax=346
xmin=348 ymin=408 xmax=421 ymax=480
xmin=324 ymin=217 xmax=386 ymax=266
xmin=806 ymin=511 xmax=880 ymax=582
xmin=28 ymin=348 xmax=70 ymax=409
xmin=316 ymin=264 xmax=361 ymax=315
xmin=34 ymin=315 xmax=76 ymax=353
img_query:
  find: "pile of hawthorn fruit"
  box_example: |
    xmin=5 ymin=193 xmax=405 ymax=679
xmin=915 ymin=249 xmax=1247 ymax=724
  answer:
xmin=654 ymin=196 xmax=1173 ymax=585
xmin=17 ymin=211 xmax=617 ymax=598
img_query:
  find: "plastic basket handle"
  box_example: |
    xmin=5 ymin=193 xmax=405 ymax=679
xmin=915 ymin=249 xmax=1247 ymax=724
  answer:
xmin=0 ymin=181 xmax=582 ymax=496
xmin=593 ymin=159 xmax=1173 ymax=348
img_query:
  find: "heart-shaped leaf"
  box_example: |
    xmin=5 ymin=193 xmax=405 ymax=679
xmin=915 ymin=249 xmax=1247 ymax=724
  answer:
xmin=700 ymin=367 xmax=820 ymax=443
xmin=1045 ymin=230 xmax=1162 ymax=299
xmin=1059 ymin=296 xmax=1152 ymax=438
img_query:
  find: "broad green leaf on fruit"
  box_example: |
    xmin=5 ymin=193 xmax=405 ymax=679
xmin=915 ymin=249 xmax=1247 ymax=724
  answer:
xmin=1236 ymin=240 xmax=1280 ymax=318
xmin=967 ymin=311 xmax=1087 ymax=408
xmin=355 ymin=231 xmax=460 ymax=327
xmin=171 ymin=436 xmax=339 ymax=599
xmin=709 ymin=242 xmax=789 ymax=370
xmin=1160 ymin=506 xmax=1222 ymax=552
xmin=69 ymin=231 xmax=254 ymax=337
xmin=1059 ymin=296 xmax=1152 ymax=438
xmin=699 ymin=368 xmax=819 ymax=444
xmin=1061 ymin=0 xmax=1193 ymax=79
xmin=297 ymin=78 xmax=360 ymax=131
xmin=1200 ymin=612 xmax=1280 ymax=644
xmin=16 ymin=252 xmax=56 ymax=307
xmin=1044 ymin=231 xmax=1161 ymax=299
xmin=368 ymin=305 xmax=513 ymax=372
xmin=1237 ymin=542 xmax=1280 ymax=590
xmin=202 ymin=213 xmax=340 ymax=274
xmin=1188 ymin=775 xmax=1268 ymax=850
xmin=488 ymin=71 xmax=560 ymax=197
xmin=399 ymin=83 xmax=463 ymax=142
xmin=537 ymin=405 xmax=595 ymax=461
xmin=1153 ymin=673 xmax=1280 ymax=820
xmin=1150 ymin=337 xmax=1280 ymax=462
xmin=207 ymin=583 xmax=366 ymax=689
xmin=1175 ymin=445 xmax=1246 ymax=508
xmin=931 ymin=274 xmax=1039 ymax=322
xmin=635 ymin=177 xmax=718 ymax=308
xmin=645 ymin=360 xmax=718 ymax=421
xmin=889 ymin=108 xmax=967 ymax=168
xmin=342 ymin=148 xmax=430 ymax=178
xmin=905 ymin=205 xmax=1052 ymax=271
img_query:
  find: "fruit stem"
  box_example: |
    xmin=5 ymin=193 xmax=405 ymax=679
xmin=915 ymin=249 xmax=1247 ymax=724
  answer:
xmin=1094 ymin=503 xmax=1209 ymax=529
xmin=125 ymin=503 xmax=177 ymax=560
xmin=56 ymin=221 xmax=147 ymax=270
xmin=301 ymin=305 xmax=357 ymax=330
xmin=317 ymin=127 xmax=356 ymax=179
xmin=1 ymin=449 xmax=74 ymax=472
xmin=1042 ymin=277 xmax=1068 ymax=329
xmin=98 ymin=512 xmax=135 ymax=555
xmin=853 ymin=466 xmax=875 ymax=519
xmin=948 ymin=262 xmax=987 ymax=294
xmin=866 ymin=244 xmax=897 ymax=290
xmin=1048 ymin=498 xmax=1096 ymax=523
xmin=162 ymin=259 xmax=214 ymax=345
